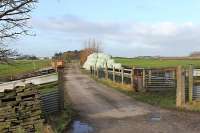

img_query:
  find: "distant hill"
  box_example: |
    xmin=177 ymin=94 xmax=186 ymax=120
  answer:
xmin=190 ymin=51 xmax=200 ymax=57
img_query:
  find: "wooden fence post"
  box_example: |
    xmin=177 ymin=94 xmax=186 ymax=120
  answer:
xmin=113 ymin=67 xmax=115 ymax=82
xmin=142 ymin=69 xmax=145 ymax=89
xmin=189 ymin=65 xmax=193 ymax=103
xmin=131 ymin=67 xmax=135 ymax=89
xmin=58 ymin=67 xmax=64 ymax=110
xmin=176 ymin=65 xmax=185 ymax=107
xmin=105 ymin=62 xmax=108 ymax=80
xmin=91 ymin=66 xmax=94 ymax=76
xmin=121 ymin=67 xmax=124 ymax=85
xmin=94 ymin=66 xmax=97 ymax=77
xmin=90 ymin=66 xmax=92 ymax=75
xmin=93 ymin=66 xmax=95 ymax=76
xmin=97 ymin=67 xmax=99 ymax=79
xmin=182 ymin=70 xmax=186 ymax=105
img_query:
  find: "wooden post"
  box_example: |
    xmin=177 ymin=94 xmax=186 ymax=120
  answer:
xmin=58 ymin=67 xmax=64 ymax=110
xmin=176 ymin=65 xmax=185 ymax=107
xmin=113 ymin=67 xmax=116 ymax=82
xmin=105 ymin=62 xmax=108 ymax=80
xmin=121 ymin=67 xmax=124 ymax=85
xmin=189 ymin=65 xmax=193 ymax=103
xmin=142 ymin=69 xmax=145 ymax=89
xmin=131 ymin=67 xmax=135 ymax=89
xmin=90 ymin=66 xmax=92 ymax=75
xmin=91 ymin=66 xmax=94 ymax=76
xmin=93 ymin=66 xmax=95 ymax=76
xmin=148 ymin=69 xmax=152 ymax=82
xmin=94 ymin=66 xmax=97 ymax=77
xmin=97 ymin=67 xmax=99 ymax=79
xmin=182 ymin=70 xmax=186 ymax=105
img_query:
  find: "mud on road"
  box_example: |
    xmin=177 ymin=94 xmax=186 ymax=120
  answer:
xmin=64 ymin=64 xmax=200 ymax=133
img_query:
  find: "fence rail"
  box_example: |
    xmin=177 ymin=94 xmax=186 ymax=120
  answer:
xmin=90 ymin=66 xmax=176 ymax=92
xmin=90 ymin=64 xmax=200 ymax=108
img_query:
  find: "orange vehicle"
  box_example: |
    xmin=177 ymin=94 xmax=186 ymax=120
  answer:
xmin=52 ymin=60 xmax=65 ymax=69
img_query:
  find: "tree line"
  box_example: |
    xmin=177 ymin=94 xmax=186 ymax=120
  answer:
xmin=53 ymin=39 xmax=103 ymax=64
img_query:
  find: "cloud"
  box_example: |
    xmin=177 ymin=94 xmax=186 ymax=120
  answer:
xmin=31 ymin=15 xmax=200 ymax=56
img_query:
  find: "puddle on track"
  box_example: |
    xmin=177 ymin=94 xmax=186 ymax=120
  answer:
xmin=67 ymin=120 xmax=94 ymax=133
xmin=148 ymin=112 xmax=161 ymax=122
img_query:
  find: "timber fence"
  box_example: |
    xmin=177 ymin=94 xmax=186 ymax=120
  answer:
xmin=90 ymin=65 xmax=200 ymax=108
xmin=90 ymin=66 xmax=177 ymax=92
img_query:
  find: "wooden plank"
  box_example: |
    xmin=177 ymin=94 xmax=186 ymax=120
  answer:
xmin=142 ymin=69 xmax=145 ymax=90
xmin=123 ymin=73 xmax=131 ymax=78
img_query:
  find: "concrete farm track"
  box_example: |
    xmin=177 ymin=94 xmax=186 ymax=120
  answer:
xmin=65 ymin=64 xmax=200 ymax=133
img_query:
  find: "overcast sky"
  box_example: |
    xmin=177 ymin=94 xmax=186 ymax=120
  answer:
xmin=9 ymin=0 xmax=200 ymax=57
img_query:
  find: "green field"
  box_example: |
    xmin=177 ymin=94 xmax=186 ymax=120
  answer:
xmin=0 ymin=60 xmax=51 ymax=78
xmin=114 ymin=57 xmax=200 ymax=68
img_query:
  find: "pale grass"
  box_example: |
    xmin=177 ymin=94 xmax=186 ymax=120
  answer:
xmin=98 ymin=78 xmax=135 ymax=92
xmin=184 ymin=101 xmax=200 ymax=112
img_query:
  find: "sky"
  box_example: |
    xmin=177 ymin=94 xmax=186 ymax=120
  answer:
xmin=9 ymin=0 xmax=200 ymax=57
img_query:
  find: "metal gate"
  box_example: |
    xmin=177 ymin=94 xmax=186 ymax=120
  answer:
xmin=144 ymin=68 xmax=176 ymax=91
xmin=192 ymin=68 xmax=200 ymax=101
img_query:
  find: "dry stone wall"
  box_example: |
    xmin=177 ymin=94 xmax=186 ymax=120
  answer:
xmin=0 ymin=84 xmax=43 ymax=133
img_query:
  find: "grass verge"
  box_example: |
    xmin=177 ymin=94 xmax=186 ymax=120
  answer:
xmin=48 ymin=104 xmax=76 ymax=133
xmin=95 ymin=78 xmax=176 ymax=109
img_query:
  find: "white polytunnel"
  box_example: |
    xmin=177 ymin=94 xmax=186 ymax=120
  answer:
xmin=83 ymin=53 xmax=122 ymax=70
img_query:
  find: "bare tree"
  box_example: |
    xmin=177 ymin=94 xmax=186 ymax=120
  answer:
xmin=80 ymin=39 xmax=103 ymax=65
xmin=0 ymin=45 xmax=18 ymax=63
xmin=0 ymin=0 xmax=37 ymax=41
xmin=83 ymin=39 xmax=103 ymax=53
xmin=0 ymin=0 xmax=37 ymax=63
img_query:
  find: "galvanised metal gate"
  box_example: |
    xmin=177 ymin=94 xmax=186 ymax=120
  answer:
xmin=184 ymin=67 xmax=200 ymax=102
xmin=144 ymin=68 xmax=176 ymax=91
xmin=191 ymin=68 xmax=200 ymax=101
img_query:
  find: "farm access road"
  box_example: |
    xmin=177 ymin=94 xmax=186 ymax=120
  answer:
xmin=64 ymin=63 xmax=200 ymax=133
